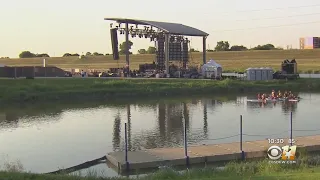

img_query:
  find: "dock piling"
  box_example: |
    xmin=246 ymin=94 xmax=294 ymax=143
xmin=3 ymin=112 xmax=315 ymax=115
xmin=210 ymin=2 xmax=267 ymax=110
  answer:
xmin=124 ymin=123 xmax=129 ymax=172
xmin=240 ymin=115 xmax=245 ymax=160
xmin=184 ymin=117 xmax=189 ymax=167
xmin=290 ymin=112 xmax=293 ymax=146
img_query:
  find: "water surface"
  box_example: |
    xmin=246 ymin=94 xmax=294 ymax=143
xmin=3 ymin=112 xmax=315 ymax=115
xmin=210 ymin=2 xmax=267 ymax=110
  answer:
xmin=0 ymin=93 xmax=319 ymax=177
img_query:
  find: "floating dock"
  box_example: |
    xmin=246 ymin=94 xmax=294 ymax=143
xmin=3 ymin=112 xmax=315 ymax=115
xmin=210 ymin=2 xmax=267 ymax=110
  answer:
xmin=106 ymin=135 xmax=320 ymax=173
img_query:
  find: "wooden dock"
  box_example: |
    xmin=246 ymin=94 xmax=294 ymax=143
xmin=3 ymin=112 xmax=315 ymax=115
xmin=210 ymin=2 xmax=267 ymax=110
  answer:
xmin=106 ymin=135 xmax=320 ymax=173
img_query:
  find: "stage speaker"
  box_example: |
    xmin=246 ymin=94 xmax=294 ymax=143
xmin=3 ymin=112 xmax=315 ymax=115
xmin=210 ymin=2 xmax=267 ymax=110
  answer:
xmin=281 ymin=63 xmax=288 ymax=73
xmin=287 ymin=63 xmax=294 ymax=74
xmin=110 ymin=28 xmax=119 ymax=60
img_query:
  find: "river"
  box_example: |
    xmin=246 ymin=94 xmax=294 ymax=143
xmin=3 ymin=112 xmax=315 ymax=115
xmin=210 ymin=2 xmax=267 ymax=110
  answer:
xmin=0 ymin=93 xmax=320 ymax=177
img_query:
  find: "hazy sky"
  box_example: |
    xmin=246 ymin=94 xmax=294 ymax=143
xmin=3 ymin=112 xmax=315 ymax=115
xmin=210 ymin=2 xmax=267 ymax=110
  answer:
xmin=1 ymin=0 xmax=320 ymax=58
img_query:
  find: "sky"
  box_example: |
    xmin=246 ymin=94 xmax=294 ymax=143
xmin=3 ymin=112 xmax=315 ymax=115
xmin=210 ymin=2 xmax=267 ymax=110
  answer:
xmin=1 ymin=0 xmax=320 ymax=58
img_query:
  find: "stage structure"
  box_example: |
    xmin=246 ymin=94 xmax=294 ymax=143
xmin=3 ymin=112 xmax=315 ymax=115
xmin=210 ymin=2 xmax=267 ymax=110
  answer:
xmin=104 ymin=18 xmax=209 ymax=75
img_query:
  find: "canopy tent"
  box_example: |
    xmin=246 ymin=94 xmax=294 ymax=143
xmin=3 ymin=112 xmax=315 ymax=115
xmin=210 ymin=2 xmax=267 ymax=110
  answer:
xmin=201 ymin=59 xmax=223 ymax=79
xmin=205 ymin=59 xmax=222 ymax=67
xmin=202 ymin=59 xmax=222 ymax=71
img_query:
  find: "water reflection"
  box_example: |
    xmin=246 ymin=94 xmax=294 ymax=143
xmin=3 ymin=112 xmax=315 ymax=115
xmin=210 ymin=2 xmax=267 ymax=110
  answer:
xmin=203 ymin=102 xmax=208 ymax=138
xmin=114 ymin=99 xmax=225 ymax=150
xmin=127 ymin=105 xmax=132 ymax=151
xmin=128 ymin=102 xmax=190 ymax=150
xmin=246 ymin=101 xmax=298 ymax=115
xmin=112 ymin=112 xmax=121 ymax=151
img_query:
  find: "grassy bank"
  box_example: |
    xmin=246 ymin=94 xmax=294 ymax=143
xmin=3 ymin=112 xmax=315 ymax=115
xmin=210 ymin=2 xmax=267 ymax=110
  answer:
xmin=1 ymin=78 xmax=320 ymax=103
xmin=2 ymin=157 xmax=320 ymax=180
xmin=1 ymin=49 xmax=320 ymax=72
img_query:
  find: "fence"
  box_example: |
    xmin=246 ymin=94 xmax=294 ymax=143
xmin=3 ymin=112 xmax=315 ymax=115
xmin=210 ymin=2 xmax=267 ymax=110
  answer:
xmin=121 ymin=111 xmax=320 ymax=171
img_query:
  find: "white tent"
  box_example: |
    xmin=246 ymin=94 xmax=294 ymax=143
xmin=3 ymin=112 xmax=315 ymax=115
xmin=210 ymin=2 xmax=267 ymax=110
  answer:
xmin=201 ymin=59 xmax=223 ymax=79
xmin=206 ymin=59 xmax=222 ymax=68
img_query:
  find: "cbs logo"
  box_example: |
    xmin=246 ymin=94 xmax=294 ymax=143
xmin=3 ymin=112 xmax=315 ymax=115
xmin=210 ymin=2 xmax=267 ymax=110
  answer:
xmin=267 ymin=145 xmax=282 ymax=160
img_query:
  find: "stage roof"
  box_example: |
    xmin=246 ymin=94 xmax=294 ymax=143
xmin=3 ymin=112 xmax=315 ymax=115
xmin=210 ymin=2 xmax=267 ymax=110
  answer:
xmin=104 ymin=18 xmax=209 ymax=37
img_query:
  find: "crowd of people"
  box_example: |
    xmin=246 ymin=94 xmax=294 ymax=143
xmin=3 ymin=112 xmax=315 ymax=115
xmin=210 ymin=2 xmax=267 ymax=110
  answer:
xmin=257 ymin=90 xmax=297 ymax=100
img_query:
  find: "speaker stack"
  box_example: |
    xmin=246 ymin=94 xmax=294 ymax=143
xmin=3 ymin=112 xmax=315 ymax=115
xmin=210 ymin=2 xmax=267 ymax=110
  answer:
xmin=169 ymin=42 xmax=182 ymax=61
xmin=281 ymin=59 xmax=297 ymax=74
xmin=155 ymin=35 xmax=190 ymax=70
xmin=156 ymin=35 xmax=165 ymax=70
xmin=110 ymin=28 xmax=119 ymax=60
xmin=182 ymin=41 xmax=189 ymax=68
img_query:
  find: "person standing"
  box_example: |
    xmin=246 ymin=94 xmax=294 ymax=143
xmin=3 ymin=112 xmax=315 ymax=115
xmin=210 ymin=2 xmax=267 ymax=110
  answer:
xmin=81 ymin=70 xmax=84 ymax=77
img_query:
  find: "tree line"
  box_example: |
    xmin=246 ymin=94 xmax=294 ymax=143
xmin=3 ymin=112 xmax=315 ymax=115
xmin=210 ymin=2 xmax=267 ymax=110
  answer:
xmin=18 ymin=51 xmax=111 ymax=58
xmin=19 ymin=51 xmax=50 ymax=58
xmin=17 ymin=40 xmax=284 ymax=58
xmin=213 ymin=41 xmax=283 ymax=51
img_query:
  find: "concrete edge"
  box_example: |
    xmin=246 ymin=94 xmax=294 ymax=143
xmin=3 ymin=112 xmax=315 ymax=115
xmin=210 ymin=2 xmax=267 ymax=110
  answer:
xmin=305 ymin=144 xmax=320 ymax=151
xmin=106 ymin=154 xmax=121 ymax=169
xmin=108 ymin=143 xmax=320 ymax=173
xmin=206 ymin=152 xmax=243 ymax=162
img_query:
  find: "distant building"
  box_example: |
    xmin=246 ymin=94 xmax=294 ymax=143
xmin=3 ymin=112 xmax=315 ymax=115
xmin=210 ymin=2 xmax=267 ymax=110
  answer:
xmin=299 ymin=37 xmax=320 ymax=49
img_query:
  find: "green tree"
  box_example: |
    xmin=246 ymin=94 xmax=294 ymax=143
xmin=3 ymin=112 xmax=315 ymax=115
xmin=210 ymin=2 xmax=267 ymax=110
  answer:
xmin=35 ymin=53 xmax=50 ymax=57
xmin=63 ymin=53 xmax=72 ymax=57
xmin=252 ymin=44 xmax=275 ymax=50
xmin=92 ymin=52 xmax=103 ymax=56
xmin=230 ymin=45 xmax=248 ymax=51
xmin=119 ymin=41 xmax=133 ymax=55
xmin=86 ymin=52 xmax=92 ymax=56
xmin=214 ymin=41 xmax=230 ymax=51
xmin=206 ymin=49 xmax=214 ymax=52
xmin=147 ymin=46 xmax=156 ymax=54
xmin=19 ymin=51 xmax=36 ymax=58
xmin=190 ymin=48 xmax=199 ymax=52
xmin=63 ymin=53 xmax=79 ymax=57
xmin=138 ymin=49 xmax=147 ymax=54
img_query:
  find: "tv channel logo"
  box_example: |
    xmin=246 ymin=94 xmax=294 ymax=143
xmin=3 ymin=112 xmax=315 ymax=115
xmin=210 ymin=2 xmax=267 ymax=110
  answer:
xmin=267 ymin=145 xmax=297 ymax=161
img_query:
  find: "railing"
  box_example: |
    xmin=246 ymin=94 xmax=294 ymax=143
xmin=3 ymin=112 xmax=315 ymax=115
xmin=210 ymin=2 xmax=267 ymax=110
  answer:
xmin=121 ymin=111 xmax=320 ymax=171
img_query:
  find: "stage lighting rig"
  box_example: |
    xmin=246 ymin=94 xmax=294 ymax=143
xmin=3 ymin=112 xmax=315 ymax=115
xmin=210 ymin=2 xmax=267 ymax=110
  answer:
xmin=175 ymin=36 xmax=181 ymax=42
xmin=150 ymin=34 xmax=157 ymax=41
xmin=131 ymin=31 xmax=137 ymax=38
xmin=169 ymin=36 xmax=175 ymax=42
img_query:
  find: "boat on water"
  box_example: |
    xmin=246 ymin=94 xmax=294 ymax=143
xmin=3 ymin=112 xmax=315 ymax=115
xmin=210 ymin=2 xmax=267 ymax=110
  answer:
xmin=247 ymin=97 xmax=300 ymax=103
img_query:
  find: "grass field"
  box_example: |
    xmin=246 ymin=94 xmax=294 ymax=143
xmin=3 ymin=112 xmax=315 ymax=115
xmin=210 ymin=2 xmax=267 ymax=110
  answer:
xmin=1 ymin=78 xmax=319 ymax=103
xmin=1 ymin=49 xmax=320 ymax=73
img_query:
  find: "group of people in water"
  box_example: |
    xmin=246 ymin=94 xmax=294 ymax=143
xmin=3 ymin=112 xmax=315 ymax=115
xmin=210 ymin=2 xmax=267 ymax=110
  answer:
xmin=257 ymin=90 xmax=296 ymax=100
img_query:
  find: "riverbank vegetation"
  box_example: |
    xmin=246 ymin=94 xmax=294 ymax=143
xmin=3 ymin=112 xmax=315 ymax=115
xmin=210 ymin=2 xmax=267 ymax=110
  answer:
xmin=1 ymin=154 xmax=320 ymax=180
xmin=1 ymin=50 xmax=320 ymax=73
xmin=1 ymin=78 xmax=320 ymax=103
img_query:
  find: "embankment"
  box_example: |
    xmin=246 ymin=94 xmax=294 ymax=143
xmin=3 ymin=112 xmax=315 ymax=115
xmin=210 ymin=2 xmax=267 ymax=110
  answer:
xmin=1 ymin=78 xmax=319 ymax=103
xmin=1 ymin=157 xmax=320 ymax=180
